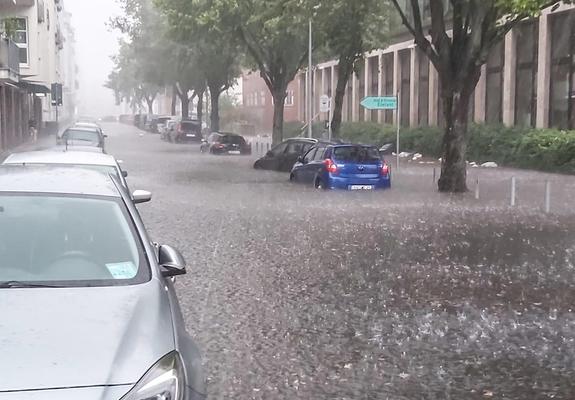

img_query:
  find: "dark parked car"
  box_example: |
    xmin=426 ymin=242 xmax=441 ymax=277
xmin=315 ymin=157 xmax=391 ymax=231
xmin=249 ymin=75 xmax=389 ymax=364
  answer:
xmin=169 ymin=120 xmax=203 ymax=143
xmin=200 ymin=132 xmax=252 ymax=155
xmin=291 ymin=143 xmax=391 ymax=190
xmin=253 ymin=138 xmax=317 ymax=172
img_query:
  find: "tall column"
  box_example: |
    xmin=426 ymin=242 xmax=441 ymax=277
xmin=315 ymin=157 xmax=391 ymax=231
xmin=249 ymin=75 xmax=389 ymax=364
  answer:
xmin=377 ymin=53 xmax=384 ymax=123
xmin=410 ymin=47 xmax=419 ymax=127
xmin=321 ymin=68 xmax=327 ymax=121
xmin=364 ymin=58 xmax=370 ymax=121
xmin=429 ymin=63 xmax=439 ymax=126
xmin=352 ymin=68 xmax=358 ymax=122
xmin=536 ymin=10 xmax=551 ymax=128
xmin=393 ymin=50 xmax=400 ymax=126
xmin=475 ymin=65 xmax=487 ymax=123
xmin=503 ymin=30 xmax=517 ymax=126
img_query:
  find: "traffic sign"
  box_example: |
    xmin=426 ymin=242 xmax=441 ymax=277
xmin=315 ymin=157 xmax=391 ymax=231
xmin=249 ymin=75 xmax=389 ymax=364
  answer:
xmin=360 ymin=96 xmax=397 ymax=110
xmin=319 ymin=94 xmax=331 ymax=113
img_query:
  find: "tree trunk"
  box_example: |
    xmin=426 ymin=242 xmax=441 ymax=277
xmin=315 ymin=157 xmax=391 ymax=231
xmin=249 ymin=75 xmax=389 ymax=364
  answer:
xmin=208 ymin=86 xmax=221 ymax=132
xmin=171 ymin=85 xmax=177 ymax=116
xmin=196 ymin=89 xmax=204 ymax=123
xmin=437 ymin=72 xmax=480 ymax=193
xmin=331 ymin=55 xmax=355 ymax=137
xmin=271 ymin=87 xmax=287 ymax=145
xmin=146 ymin=97 xmax=154 ymax=114
xmin=180 ymin=94 xmax=189 ymax=119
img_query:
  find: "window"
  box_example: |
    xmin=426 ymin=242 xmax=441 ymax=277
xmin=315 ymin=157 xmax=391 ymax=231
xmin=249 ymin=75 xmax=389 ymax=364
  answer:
xmin=285 ymin=90 xmax=294 ymax=106
xmin=260 ymin=90 xmax=266 ymax=106
xmin=358 ymin=60 xmax=365 ymax=121
xmin=383 ymin=53 xmax=394 ymax=124
xmin=515 ymin=20 xmax=539 ymax=127
xmin=313 ymin=147 xmax=326 ymax=161
xmin=10 ymin=18 xmax=28 ymax=66
xmin=346 ymin=80 xmax=353 ymax=121
xmin=418 ymin=51 xmax=429 ymax=126
xmin=286 ymin=141 xmax=306 ymax=155
xmin=369 ymin=56 xmax=379 ymax=121
xmin=303 ymin=147 xmax=317 ymax=163
xmin=399 ymin=50 xmax=411 ymax=127
xmin=270 ymin=142 xmax=288 ymax=156
xmin=333 ymin=146 xmax=380 ymax=162
xmin=549 ymin=11 xmax=575 ymax=129
xmin=486 ymin=41 xmax=504 ymax=124
xmin=0 ymin=195 xmax=148 ymax=286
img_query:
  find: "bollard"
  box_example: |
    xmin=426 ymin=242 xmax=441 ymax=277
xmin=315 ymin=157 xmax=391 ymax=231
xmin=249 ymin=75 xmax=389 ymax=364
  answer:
xmin=432 ymin=168 xmax=436 ymax=183
xmin=544 ymin=180 xmax=551 ymax=213
xmin=474 ymin=177 xmax=480 ymax=200
xmin=510 ymin=176 xmax=516 ymax=207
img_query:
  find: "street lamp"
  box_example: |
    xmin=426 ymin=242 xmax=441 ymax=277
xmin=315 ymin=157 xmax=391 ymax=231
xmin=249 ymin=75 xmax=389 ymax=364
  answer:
xmin=307 ymin=5 xmax=321 ymax=139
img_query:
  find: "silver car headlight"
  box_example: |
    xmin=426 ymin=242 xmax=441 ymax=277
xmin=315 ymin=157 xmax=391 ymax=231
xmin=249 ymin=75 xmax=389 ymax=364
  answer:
xmin=122 ymin=351 xmax=185 ymax=400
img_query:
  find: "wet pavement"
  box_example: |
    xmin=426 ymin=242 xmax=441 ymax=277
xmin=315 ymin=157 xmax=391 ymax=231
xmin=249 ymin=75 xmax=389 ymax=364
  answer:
xmin=103 ymin=123 xmax=575 ymax=399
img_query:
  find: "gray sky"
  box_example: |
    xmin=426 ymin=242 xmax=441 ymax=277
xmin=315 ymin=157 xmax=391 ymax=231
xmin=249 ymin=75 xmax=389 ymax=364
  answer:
xmin=65 ymin=0 xmax=123 ymax=117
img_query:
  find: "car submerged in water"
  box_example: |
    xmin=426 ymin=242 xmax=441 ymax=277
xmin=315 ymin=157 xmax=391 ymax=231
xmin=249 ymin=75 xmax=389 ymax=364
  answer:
xmin=290 ymin=143 xmax=391 ymax=190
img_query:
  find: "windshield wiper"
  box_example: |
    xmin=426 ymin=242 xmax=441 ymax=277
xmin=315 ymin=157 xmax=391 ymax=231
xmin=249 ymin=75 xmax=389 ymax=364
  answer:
xmin=0 ymin=281 xmax=63 ymax=289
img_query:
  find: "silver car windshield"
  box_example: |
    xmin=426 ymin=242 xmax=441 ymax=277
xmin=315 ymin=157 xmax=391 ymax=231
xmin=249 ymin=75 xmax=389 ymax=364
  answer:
xmin=63 ymin=130 xmax=100 ymax=143
xmin=0 ymin=195 xmax=149 ymax=287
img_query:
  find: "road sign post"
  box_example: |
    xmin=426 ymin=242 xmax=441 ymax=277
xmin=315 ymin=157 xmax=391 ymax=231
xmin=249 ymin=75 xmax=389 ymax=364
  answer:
xmin=320 ymin=94 xmax=332 ymax=140
xmin=360 ymin=95 xmax=400 ymax=170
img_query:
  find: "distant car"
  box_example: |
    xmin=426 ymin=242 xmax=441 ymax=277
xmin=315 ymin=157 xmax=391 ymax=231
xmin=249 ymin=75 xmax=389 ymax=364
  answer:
xmin=253 ymin=138 xmax=317 ymax=172
xmin=200 ymin=132 xmax=252 ymax=155
xmin=160 ymin=119 xmax=179 ymax=141
xmin=144 ymin=115 xmax=159 ymax=132
xmin=3 ymin=150 xmax=129 ymax=189
xmin=59 ymin=127 xmax=106 ymax=152
xmin=170 ymin=119 xmax=203 ymax=143
xmin=149 ymin=116 xmax=173 ymax=134
xmin=291 ymin=143 xmax=391 ymax=190
xmin=58 ymin=123 xmax=105 ymax=143
xmin=0 ymin=166 xmax=206 ymax=399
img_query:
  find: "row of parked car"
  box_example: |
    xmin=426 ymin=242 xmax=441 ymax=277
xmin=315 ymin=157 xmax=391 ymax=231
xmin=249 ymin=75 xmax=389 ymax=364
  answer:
xmin=253 ymin=137 xmax=392 ymax=190
xmin=0 ymin=119 xmax=207 ymax=399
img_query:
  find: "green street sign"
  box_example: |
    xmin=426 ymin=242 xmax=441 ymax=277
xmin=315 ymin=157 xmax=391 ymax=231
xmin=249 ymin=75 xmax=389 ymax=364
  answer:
xmin=360 ymin=96 xmax=397 ymax=110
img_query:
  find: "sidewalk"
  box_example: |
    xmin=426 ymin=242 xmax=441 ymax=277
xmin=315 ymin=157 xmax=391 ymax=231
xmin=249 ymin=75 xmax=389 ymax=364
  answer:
xmin=0 ymin=134 xmax=56 ymax=162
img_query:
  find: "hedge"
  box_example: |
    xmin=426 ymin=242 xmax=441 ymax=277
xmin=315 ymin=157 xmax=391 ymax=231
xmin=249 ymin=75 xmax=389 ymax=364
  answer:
xmin=283 ymin=121 xmax=575 ymax=174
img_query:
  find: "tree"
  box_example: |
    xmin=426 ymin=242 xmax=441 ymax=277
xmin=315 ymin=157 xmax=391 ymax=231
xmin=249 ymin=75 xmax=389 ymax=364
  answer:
xmin=156 ymin=0 xmax=241 ymax=131
xmin=390 ymin=0 xmax=572 ymax=192
xmin=175 ymin=0 xmax=317 ymax=143
xmin=316 ymin=0 xmax=392 ymax=136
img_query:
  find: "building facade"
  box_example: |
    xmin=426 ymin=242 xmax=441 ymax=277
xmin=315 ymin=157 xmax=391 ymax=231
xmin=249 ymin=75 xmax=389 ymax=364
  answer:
xmin=0 ymin=0 xmax=77 ymax=150
xmin=242 ymin=70 xmax=301 ymax=133
xmin=242 ymin=3 xmax=575 ymax=134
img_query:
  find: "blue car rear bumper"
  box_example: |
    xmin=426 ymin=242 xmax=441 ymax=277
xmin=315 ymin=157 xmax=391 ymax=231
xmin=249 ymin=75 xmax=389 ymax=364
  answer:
xmin=326 ymin=175 xmax=391 ymax=190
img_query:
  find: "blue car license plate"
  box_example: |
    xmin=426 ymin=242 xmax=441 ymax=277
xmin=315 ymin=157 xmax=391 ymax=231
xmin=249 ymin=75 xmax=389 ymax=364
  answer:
xmin=349 ymin=185 xmax=374 ymax=190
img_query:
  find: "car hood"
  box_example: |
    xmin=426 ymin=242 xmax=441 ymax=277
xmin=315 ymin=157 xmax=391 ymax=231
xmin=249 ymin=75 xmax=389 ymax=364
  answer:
xmin=0 ymin=279 xmax=175 ymax=392
xmin=0 ymin=385 xmax=132 ymax=400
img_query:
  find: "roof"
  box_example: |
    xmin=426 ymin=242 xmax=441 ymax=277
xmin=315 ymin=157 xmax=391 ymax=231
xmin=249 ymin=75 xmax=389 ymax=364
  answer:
xmin=0 ymin=166 xmax=120 ymax=197
xmin=285 ymin=137 xmax=318 ymax=142
xmin=3 ymin=151 xmax=118 ymax=167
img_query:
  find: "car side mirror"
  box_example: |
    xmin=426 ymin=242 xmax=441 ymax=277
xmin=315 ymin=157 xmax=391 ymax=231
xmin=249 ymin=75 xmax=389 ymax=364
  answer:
xmin=132 ymin=189 xmax=152 ymax=204
xmin=159 ymin=245 xmax=186 ymax=277
xmin=122 ymin=170 xmax=128 ymax=178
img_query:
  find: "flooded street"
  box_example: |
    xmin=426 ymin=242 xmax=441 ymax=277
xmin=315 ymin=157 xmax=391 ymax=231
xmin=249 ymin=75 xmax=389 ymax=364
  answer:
xmin=107 ymin=123 xmax=575 ymax=399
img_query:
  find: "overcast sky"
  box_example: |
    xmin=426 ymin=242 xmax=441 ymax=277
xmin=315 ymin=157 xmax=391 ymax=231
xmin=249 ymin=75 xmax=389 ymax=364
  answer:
xmin=65 ymin=0 xmax=123 ymax=117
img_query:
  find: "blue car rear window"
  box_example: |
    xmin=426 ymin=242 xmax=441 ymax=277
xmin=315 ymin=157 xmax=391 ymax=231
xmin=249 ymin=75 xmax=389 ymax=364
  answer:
xmin=333 ymin=146 xmax=381 ymax=162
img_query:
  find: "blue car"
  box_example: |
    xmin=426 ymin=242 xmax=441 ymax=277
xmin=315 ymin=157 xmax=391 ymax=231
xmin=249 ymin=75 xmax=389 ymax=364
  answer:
xmin=290 ymin=143 xmax=391 ymax=190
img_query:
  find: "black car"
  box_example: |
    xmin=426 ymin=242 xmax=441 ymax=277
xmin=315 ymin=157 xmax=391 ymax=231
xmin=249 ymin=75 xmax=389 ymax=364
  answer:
xmin=169 ymin=119 xmax=203 ymax=143
xmin=253 ymin=138 xmax=317 ymax=172
xmin=201 ymin=132 xmax=252 ymax=155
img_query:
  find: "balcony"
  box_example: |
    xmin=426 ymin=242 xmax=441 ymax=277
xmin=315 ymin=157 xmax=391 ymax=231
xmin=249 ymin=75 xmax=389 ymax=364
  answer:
xmin=0 ymin=37 xmax=20 ymax=83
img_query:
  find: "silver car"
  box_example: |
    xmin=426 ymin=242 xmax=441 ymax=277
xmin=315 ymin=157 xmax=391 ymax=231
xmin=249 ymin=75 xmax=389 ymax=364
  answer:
xmin=0 ymin=167 xmax=206 ymax=400
xmin=3 ymin=150 xmax=130 ymax=190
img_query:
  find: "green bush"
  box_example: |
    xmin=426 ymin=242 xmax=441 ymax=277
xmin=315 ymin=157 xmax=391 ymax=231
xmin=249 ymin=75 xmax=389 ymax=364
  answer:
xmin=328 ymin=121 xmax=575 ymax=174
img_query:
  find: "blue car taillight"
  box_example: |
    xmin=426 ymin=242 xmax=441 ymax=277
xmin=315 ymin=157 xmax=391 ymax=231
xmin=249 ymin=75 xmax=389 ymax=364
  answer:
xmin=323 ymin=158 xmax=338 ymax=174
xmin=381 ymin=163 xmax=390 ymax=176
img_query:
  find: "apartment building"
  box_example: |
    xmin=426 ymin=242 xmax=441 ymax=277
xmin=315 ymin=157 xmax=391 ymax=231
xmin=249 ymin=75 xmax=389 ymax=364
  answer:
xmin=242 ymin=3 xmax=575 ymax=134
xmin=0 ymin=0 xmax=77 ymax=150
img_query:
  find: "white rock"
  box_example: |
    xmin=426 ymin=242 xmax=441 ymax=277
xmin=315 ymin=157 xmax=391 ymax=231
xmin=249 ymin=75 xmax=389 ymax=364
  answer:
xmin=481 ymin=161 xmax=498 ymax=168
xmin=399 ymin=152 xmax=412 ymax=158
xmin=412 ymin=153 xmax=423 ymax=161
xmin=469 ymin=161 xmax=478 ymax=167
